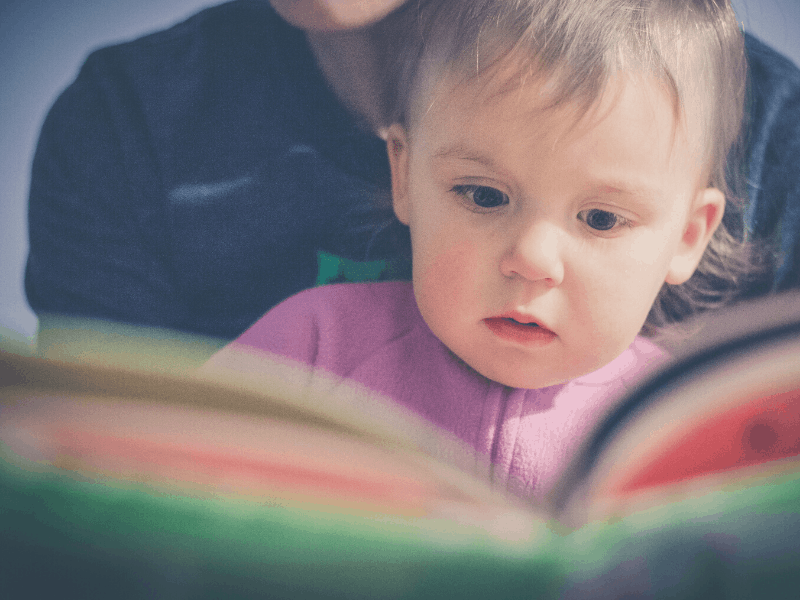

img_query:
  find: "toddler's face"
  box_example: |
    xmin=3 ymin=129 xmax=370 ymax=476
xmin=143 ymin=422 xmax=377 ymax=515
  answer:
xmin=388 ymin=68 xmax=724 ymax=388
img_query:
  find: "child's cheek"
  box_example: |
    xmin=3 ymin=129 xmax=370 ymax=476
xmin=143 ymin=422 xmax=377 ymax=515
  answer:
xmin=413 ymin=238 xmax=484 ymax=330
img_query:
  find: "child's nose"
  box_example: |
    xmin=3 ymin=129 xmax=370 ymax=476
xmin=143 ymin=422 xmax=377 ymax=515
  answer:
xmin=499 ymin=221 xmax=565 ymax=286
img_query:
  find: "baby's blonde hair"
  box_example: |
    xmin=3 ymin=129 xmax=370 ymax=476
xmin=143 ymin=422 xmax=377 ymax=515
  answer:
xmin=379 ymin=0 xmax=755 ymax=334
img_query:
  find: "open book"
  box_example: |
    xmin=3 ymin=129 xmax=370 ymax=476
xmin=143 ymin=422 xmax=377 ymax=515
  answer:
xmin=2 ymin=291 xmax=799 ymax=598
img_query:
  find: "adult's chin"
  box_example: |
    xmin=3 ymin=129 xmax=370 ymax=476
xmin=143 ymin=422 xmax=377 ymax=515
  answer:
xmin=268 ymin=0 xmax=408 ymax=31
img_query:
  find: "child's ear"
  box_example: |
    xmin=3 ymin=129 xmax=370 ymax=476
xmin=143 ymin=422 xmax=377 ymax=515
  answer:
xmin=665 ymin=186 xmax=726 ymax=285
xmin=386 ymin=123 xmax=411 ymax=225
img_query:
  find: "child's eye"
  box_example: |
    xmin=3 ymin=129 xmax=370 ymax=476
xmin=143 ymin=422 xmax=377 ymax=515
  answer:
xmin=452 ymin=185 xmax=509 ymax=209
xmin=577 ymin=208 xmax=629 ymax=232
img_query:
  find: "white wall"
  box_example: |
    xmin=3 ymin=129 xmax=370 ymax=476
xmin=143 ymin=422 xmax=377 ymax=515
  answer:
xmin=1 ymin=0 xmax=799 ymax=345
xmin=734 ymin=0 xmax=800 ymax=63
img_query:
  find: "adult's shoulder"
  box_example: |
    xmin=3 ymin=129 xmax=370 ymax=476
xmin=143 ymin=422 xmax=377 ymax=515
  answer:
xmin=742 ymin=33 xmax=800 ymax=292
xmin=744 ymin=32 xmax=800 ymax=147
xmin=745 ymin=33 xmax=800 ymax=86
xmin=70 ymin=0 xmax=315 ymax=126
xmin=43 ymin=0 xmax=319 ymax=179
xmin=83 ymin=1 xmax=304 ymax=73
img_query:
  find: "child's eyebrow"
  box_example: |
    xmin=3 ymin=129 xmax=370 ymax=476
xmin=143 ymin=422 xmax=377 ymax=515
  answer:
xmin=593 ymin=182 xmax=662 ymax=203
xmin=432 ymin=146 xmax=497 ymax=169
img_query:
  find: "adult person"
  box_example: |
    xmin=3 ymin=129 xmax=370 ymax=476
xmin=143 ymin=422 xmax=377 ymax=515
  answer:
xmin=25 ymin=0 xmax=800 ymax=356
xmin=26 ymin=0 xmax=409 ymax=355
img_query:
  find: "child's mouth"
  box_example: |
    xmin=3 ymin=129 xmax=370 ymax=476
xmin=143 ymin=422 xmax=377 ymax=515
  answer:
xmin=484 ymin=317 xmax=556 ymax=346
xmin=504 ymin=317 xmax=538 ymax=327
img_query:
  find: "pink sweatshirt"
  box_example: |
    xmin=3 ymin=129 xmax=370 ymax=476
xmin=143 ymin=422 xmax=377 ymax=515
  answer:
xmin=207 ymin=281 xmax=666 ymax=500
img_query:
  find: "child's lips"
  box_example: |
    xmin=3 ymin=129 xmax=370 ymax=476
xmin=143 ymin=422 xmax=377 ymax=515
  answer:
xmin=483 ymin=316 xmax=557 ymax=346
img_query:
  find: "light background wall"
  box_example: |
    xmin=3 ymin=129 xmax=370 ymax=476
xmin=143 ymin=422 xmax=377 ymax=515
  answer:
xmin=1 ymin=0 xmax=799 ymax=344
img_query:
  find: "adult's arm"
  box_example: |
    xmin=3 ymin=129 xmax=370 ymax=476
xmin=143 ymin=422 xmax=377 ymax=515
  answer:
xmin=25 ymin=50 xmax=183 ymax=333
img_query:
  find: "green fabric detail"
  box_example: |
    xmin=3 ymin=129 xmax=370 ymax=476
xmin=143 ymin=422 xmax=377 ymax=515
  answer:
xmin=316 ymin=250 xmax=391 ymax=286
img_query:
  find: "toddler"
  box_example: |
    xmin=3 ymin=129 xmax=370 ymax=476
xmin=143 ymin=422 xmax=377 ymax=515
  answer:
xmin=206 ymin=0 xmax=751 ymax=500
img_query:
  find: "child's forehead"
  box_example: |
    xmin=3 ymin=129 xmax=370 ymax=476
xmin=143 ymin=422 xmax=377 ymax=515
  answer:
xmin=412 ymin=54 xmax=709 ymax=168
xmin=411 ymin=61 xmax=713 ymax=192
xmin=419 ymin=58 xmax=667 ymax=128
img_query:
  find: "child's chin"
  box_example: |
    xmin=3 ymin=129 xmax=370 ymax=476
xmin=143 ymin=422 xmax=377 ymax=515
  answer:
xmin=510 ymin=377 xmax=568 ymax=390
xmin=481 ymin=367 xmax=568 ymax=390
